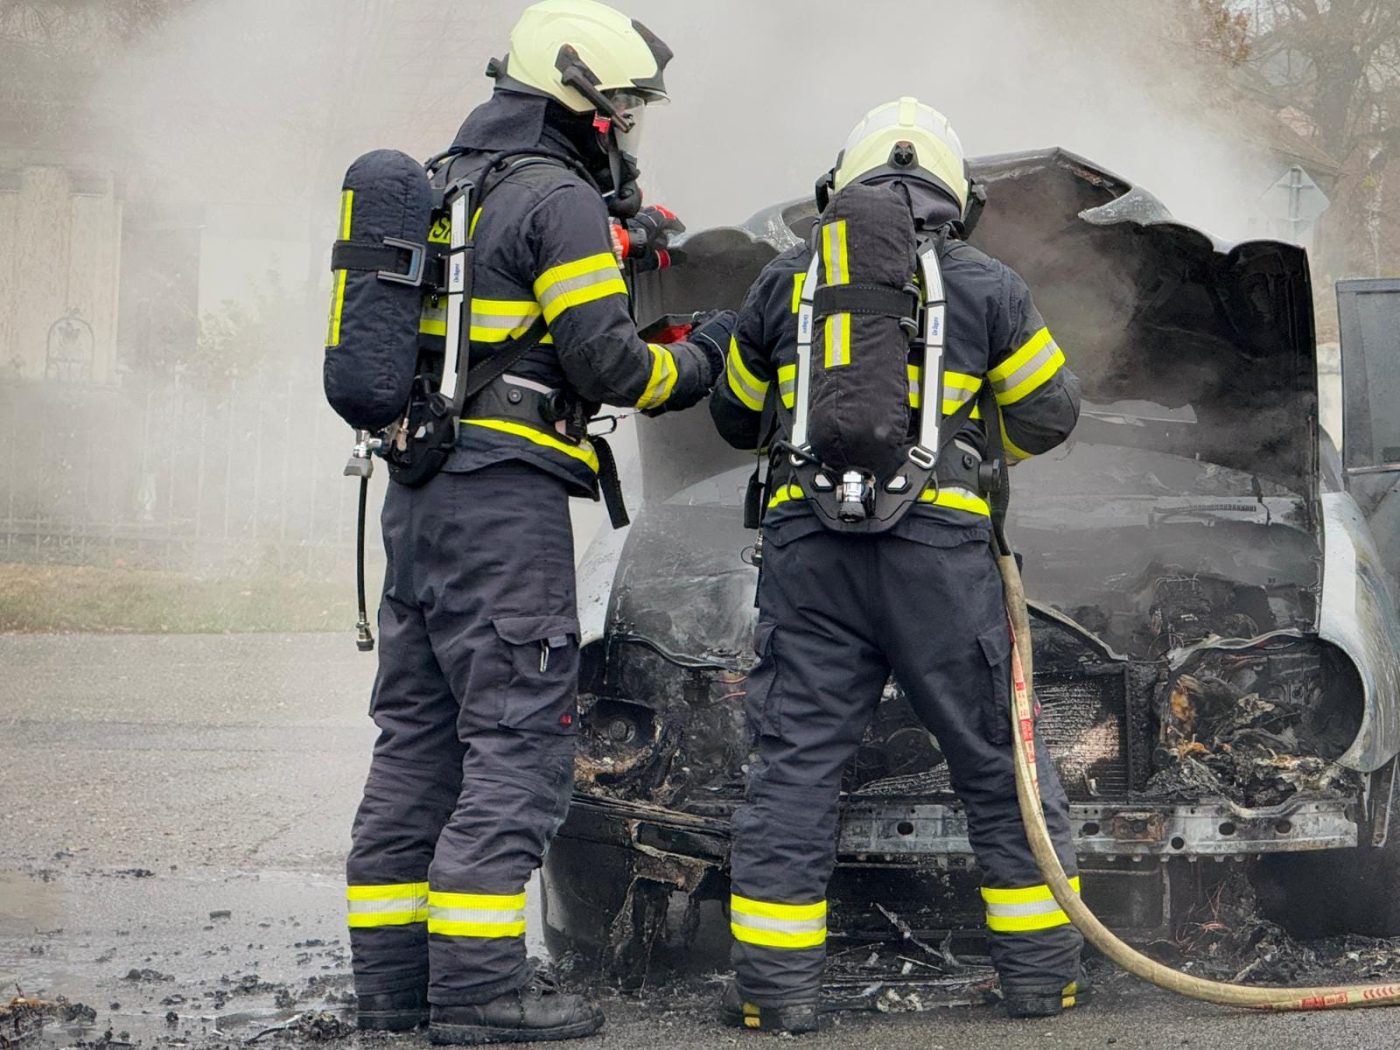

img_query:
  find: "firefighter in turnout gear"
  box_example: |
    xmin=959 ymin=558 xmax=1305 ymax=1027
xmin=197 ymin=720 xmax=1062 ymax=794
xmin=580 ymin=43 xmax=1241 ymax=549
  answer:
xmin=710 ymin=98 xmax=1084 ymax=1032
xmin=344 ymin=2 xmax=731 ymax=1043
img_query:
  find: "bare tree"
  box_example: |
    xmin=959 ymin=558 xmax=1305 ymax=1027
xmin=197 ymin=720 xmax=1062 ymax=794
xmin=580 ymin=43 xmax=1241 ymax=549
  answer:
xmin=0 ymin=0 xmax=190 ymax=139
xmin=1194 ymin=0 xmax=1400 ymax=274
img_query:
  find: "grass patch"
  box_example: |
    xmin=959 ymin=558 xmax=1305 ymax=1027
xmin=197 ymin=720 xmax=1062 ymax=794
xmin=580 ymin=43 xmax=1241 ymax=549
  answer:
xmin=0 ymin=562 xmax=356 ymax=633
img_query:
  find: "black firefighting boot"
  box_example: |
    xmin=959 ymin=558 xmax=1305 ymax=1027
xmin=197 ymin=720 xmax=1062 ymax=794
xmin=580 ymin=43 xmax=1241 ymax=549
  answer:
xmin=1002 ymin=971 xmax=1093 ymax=1019
xmin=719 ymin=980 xmax=819 ymax=1035
xmin=357 ymin=985 xmax=428 ymax=1031
xmin=428 ymin=965 xmax=603 ymax=1045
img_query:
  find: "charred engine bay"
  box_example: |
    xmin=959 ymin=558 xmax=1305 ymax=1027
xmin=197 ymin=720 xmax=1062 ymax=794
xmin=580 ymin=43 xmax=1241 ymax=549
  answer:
xmin=575 ymin=605 xmax=1360 ymax=820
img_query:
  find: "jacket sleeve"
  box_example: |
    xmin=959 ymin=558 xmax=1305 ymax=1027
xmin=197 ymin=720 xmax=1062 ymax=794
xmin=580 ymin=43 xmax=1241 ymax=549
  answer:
xmin=524 ymin=181 xmax=714 ymax=411
xmin=709 ymin=267 xmax=781 ymax=450
xmin=988 ymin=267 xmax=1082 ymax=462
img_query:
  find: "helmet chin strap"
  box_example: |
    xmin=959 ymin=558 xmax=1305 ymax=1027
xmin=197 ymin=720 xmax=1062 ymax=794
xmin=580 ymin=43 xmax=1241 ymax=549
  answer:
xmin=605 ymin=147 xmax=643 ymax=219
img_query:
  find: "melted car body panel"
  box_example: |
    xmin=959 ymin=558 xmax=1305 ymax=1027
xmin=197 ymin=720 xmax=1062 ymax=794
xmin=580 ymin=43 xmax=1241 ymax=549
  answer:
xmin=546 ymin=149 xmax=1400 ymax=963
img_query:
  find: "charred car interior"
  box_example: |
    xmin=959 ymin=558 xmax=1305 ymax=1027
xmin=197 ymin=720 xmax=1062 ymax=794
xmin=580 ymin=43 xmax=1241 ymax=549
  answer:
xmin=540 ymin=150 xmax=1400 ymax=979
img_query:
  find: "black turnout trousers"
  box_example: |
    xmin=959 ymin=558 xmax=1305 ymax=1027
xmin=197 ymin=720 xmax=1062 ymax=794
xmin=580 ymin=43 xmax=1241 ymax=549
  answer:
xmin=729 ymin=516 xmax=1082 ymax=1005
xmin=346 ymin=463 xmax=579 ymax=1006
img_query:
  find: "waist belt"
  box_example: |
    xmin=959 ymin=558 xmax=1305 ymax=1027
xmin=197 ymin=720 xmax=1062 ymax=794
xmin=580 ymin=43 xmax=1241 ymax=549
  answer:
xmin=464 ymin=373 xmax=629 ymax=529
xmin=769 ymin=438 xmax=983 ymax=495
xmin=936 ymin=438 xmax=984 ymax=492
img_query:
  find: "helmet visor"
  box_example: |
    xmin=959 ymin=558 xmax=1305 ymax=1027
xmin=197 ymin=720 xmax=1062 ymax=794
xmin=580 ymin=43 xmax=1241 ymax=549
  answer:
xmin=608 ymin=91 xmax=650 ymax=157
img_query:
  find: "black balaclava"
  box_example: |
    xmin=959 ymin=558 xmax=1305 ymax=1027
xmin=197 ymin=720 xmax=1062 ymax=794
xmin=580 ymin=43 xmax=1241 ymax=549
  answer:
xmin=866 ymin=174 xmax=964 ymax=233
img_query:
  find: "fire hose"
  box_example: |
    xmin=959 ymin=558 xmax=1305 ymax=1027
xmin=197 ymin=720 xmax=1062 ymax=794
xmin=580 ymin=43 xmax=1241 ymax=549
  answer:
xmin=998 ymin=544 xmax=1400 ymax=1011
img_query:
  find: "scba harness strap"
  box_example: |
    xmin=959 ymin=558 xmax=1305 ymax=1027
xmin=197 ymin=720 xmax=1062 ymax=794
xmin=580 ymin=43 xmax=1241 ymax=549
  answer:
xmin=381 ymin=152 xmax=628 ymax=525
xmin=784 ymin=227 xmax=1001 ymax=533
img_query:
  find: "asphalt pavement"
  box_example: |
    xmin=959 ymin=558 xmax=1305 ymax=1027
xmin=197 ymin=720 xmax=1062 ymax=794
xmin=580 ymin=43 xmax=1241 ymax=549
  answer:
xmin=4 ymin=632 xmax=1400 ymax=1049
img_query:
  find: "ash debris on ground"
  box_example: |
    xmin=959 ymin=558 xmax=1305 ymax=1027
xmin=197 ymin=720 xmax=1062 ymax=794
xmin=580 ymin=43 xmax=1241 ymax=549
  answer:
xmin=1153 ymin=868 xmax=1400 ymax=987
xmin=2 ymin=994 xmax=99 ymax=1048
xmin=243 ymin=1011 xmax=355 ymax=1043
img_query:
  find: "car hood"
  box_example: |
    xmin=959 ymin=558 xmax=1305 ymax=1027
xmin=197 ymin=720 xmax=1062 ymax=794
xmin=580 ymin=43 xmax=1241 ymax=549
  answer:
xmin=632 ymin=147 xmax=1320 ymax=505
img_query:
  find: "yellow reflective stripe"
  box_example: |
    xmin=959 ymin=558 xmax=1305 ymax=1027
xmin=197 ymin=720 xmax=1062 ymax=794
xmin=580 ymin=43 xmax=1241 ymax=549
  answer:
xmin=348 ymin=881 xmax=429 ymax=902
xmin=430 ymin=919 xmax=527 ymax=938
xmin=346 ymin=881 xmax=428 ymax=928
xmin=327 ymin=271 xmax=348 ymax=347
xmin=944 ymin=370 xmax=982 ymax=392
xmin=339 ymin=188 xmax=354 ymax=239
xmin=919 ymin=485 xmax=991 ymax=517
xmin=767 ymin=483 xmax=805 ymax=509
xmin=981 ymin=877 xmax=1079 ymax=905
xmin=325 ymin=189 xmax=354 ymax=347
xmin=907 ymin=368 xmax=984 ymax=415
xmin=985 ymin=879 xmax=1080 ymax=935
xmin=731 ymin=925 xmax=826 ymax=949
xmin=730 ymin=895 xmax=827 ymax=950
xmin=1001 ymin=415 xmax=1032 ymax=464
xmin=791 ymin=273 xmax=806 ymax=314
xmin=468 ymin=207 xmax=483 ymax=238
xmin=986 ymin=910 xmax=1073 ymax=933
xmin=940 ymin=398 xmax=982 ymax=419
xmin=419 ymin=299 xmax=543 ymax=341
xmin=725 ymin=337 xmax=769 ymax=411
xmin=998 ymin=346 xmax=1065 ymax=405
xmin=990 ymin=328 xmax=1065 ymax=405
xmin=419 ymin=299 xmax=447 ymax=337
xmin=461 ymin=419 xmax=600 ymax=472
xmin=638 ymin=344 xmax=680 ymax=410
xmin=534 ymin=253 xmax=627 ymax=323
xmin=731 ymin=924 xmax=826 ymax=949
xmin=470 ymin=299 xmax=542 ymax=343
xmin=988 ymin=328 xmax=1052 ymax=383
xmin=427 ymin=890 xmax=526 ymax=939
xmin=823 ymin=312 xmax=850 ymax=368
xmin=731 ymin=895 xmax=826 ymax=921
xmin=822 ymin=220 xmax=849 ymax=285
xmin=778 ymin=364 xmax=796 ymax=409
xmin=982 ymin=877 xmax=1079 ymax=933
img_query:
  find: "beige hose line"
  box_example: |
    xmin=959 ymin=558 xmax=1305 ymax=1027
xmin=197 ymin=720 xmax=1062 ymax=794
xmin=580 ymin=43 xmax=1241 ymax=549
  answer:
xmin=998 ymin=550 xmax=1400 ymax=1011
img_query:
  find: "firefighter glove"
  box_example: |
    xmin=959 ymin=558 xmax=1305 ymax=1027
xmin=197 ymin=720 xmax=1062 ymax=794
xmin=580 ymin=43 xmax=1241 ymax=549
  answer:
xmin=688 ymin=309 xmax=735 ymax=389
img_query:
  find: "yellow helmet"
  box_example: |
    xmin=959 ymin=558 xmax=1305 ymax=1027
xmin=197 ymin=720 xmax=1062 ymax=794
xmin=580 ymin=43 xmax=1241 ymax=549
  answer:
xmin=490 ymin=0 xmax=672 ymax=120
xmin=832 ymin=97 xmax=969 ymax=211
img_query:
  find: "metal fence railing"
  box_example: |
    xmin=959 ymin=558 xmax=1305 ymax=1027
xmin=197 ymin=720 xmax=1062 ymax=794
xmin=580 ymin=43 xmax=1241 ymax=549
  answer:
xmin=0 ymin=372 xmax=371 ymax=577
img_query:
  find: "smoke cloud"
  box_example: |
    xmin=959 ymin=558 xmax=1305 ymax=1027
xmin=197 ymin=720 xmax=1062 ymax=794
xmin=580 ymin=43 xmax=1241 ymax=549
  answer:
xmin=5 ymin=0 xmax=1281 ymax=582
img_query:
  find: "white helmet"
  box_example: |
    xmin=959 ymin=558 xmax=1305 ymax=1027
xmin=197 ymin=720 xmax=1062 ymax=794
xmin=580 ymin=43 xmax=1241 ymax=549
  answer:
xmin=833 ymin=97 xmax=970 ymax=212
xmin=489 ymin=0 xmax=672 ymax=153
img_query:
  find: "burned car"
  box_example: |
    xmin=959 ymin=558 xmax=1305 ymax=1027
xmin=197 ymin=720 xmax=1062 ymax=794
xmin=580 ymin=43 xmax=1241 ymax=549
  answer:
xmin=540 ymin=150 xmax=1400 ymax=971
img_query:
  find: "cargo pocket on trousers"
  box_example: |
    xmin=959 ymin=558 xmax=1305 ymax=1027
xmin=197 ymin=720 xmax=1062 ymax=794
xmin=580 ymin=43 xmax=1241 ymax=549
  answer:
xmin=977 ymin=622 xmax=1013 ymax=747
xmin=490 ymin=614 xmax=581 ymax=735
xmin=744 ymin=620 xmax=782 ymax=741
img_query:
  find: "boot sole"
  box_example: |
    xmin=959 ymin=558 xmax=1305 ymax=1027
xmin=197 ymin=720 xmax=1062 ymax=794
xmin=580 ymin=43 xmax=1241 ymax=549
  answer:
xmin=428 ymin=1013 xmax=604 ymax=1045
xmin=719 ymin=1003 xmax=818 ymax=1034
xmin=358 ymin=1009 xmax=426 ymax=1031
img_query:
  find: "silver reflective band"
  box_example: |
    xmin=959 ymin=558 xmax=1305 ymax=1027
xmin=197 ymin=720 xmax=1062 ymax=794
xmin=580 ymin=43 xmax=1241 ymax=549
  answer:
xmin=985 ymin=898 xmax=1067 ymax=919
xmin=992 ymin=337 xmax=1062 ymax=396
xmin=535 ymin=267 xmax=621 ymax=316
xmin=730 ymin=912 xmax=827 ymax=935
xmin=429 ymin=906 xmax=525 ymax=925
